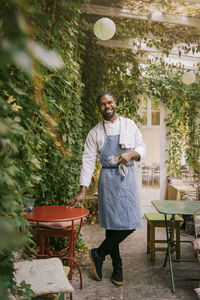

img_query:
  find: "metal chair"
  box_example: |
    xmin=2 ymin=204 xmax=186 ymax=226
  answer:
xmin=142 ymin=163 xmax=151 ymax=184
xmin=29 ymin=219 xmax=83 ymax=287
xmin=151 ymin=162 xmax=160 ymax=185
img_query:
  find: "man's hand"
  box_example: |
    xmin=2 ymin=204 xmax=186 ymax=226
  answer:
xmin=69 ymin=186 xmax=86 ymax=207
xmin=118 ymin=151 xmax=140 ymax=164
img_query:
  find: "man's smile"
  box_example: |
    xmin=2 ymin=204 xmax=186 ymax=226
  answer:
xmin=105 ymin=109 xmax=113 ymax=114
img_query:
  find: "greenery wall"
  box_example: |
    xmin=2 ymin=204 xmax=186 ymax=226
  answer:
xmin=81 ymin=35 xmax=144 ymax=138
xmin=0 ymin=0 xmax=88 ymax=299
xmin=0 ymin=0 xmax=200 ymax=299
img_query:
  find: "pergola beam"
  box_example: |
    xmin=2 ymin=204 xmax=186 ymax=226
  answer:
xmin=96 ymin=39 xmax=200 ymax=59
xmin=96 ymin=39 xmax=199 ymax=69
xmin=82 ymin=4 xmax=200 ymax=27
xmin=176 ymin=0 xmax=200 ymax=3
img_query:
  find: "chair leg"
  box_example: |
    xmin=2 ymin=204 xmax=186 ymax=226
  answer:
xmin=39 ymin=234 xmax=45 ymax=255
xmin=151 ymin=224 xmax=155 ymax=262
xmin=61 ymin=256 xmax=83 ymax=290
xmin=147 ymin=221 xmax=150 ymax=254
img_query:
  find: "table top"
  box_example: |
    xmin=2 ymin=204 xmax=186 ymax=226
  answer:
xmin=24 ymin=205 xmax=89 ymax=222
xmin=152 ymin=200 xmax=200 ymax=215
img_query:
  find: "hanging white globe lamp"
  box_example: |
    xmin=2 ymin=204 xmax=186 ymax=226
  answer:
xmin=181 ymin=71 xmax=196 ymax=85
xmin=93 ymin=17 xmax=116 ymax=41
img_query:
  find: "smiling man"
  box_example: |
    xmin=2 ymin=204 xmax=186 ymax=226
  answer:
xmin=98 ymin=93 xmax=117 ymax=121
xmin=70 ymin=91 xmax=146 ymax=286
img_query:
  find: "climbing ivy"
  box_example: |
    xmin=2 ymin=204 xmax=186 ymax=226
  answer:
xmin=143 ymin=65 xmax=200 ymax=176
xmin=1 ymin=1 xmax=200 ymax=298
xmin=0 ymin=0 xmax=88 ymax=299
xmin=81 ymin=33 xmax=144 ymax=139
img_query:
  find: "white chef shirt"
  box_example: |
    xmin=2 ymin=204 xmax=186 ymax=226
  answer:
xmin=80 ymin=116 xmax=146 ymax=187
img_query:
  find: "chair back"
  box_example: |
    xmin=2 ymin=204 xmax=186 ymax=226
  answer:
xmin=193 ymin=208 xmax=200 ymax=239
xmin=193 ymin=208 xmax=200 ymax=260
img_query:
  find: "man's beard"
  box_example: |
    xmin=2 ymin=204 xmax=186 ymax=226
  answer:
xmin=102 ymin=108 xmax=116 ymax=121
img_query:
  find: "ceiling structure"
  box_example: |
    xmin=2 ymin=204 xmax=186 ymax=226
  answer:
xmin=82 ymin=0 xmax=200 ymax=70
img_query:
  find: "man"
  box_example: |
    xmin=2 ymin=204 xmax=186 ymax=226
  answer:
xmin=70 ymin=91 xmax=146 ymax=286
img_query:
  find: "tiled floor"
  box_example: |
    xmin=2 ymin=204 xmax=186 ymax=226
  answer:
xmin=141 ymin=182 xmax=160 ymax=214
xmin=71 ymin=221 xmax=199 ymax=300
xmin=70 ymin=182 xmax=199 ymax=300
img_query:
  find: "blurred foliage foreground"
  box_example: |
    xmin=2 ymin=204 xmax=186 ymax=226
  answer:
xmin=0 ymin=0 xmax=89 ymax=299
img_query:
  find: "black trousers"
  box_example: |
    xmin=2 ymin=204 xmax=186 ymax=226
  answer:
xmin=96 ymin=229 xmax=134 ymax=267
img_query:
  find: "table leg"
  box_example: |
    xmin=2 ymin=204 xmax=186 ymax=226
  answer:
xmin=175 ymin=223 xmax=180 ymax=260
xmin=163 ymin=216 xmax=168 ymax=267
xmin=68 ymin=228 xmax=74 ymax=280
xmin=164 ymin=214 xmax=176 ymax=293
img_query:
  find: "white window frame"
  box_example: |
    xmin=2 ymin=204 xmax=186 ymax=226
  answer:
xmin=142 ymin=99 xmax=160 ymax=128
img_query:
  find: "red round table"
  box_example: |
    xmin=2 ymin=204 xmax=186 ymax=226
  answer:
xmin=24 ymin=205 xmax=89 ymax=223
xmin=24 ymin=205 xmax=89 ymax=288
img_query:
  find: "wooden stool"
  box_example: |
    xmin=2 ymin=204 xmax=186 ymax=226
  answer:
xmin=144 ymin=213 xmax=183 ymax=261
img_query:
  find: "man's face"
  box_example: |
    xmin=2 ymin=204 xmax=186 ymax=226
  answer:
xmin=98 ymin=95 xmax=117 ymax=121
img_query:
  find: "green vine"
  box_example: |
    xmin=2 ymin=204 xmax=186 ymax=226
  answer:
xmin=144 ymin=65 xmax=200 ymax=176
xmin=1 ymin=1 xmax=200 ymax=299
xmin=0 ymin=0 xmax=88 ymax=298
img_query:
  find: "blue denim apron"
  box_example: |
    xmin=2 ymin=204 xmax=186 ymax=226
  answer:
xmin=98 ymin=121 xmax=142 ymax=230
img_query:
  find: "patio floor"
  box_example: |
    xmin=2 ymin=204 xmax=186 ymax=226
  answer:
xmin=71 ymin=219 xmax=200 ymax=300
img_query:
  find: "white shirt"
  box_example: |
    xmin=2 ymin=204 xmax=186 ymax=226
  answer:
xmin=80 ymin=116 xmax=146 ymax=187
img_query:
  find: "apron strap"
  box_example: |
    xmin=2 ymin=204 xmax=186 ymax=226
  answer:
xmin=102 ymin=120 xmax=107 ymax=136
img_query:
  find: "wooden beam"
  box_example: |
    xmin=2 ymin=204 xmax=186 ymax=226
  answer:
xmin=176 ymin=0 xmax=200 ymax=3
xmin=96 ymin=39 xmax=200 ymax=59
xmin=96 ymin=39 xmax=199 ymax=69
xmin=132 ymin=55 xmax=195 ymax=69
xmin=82 ymin=4 xmax=200 ymax=27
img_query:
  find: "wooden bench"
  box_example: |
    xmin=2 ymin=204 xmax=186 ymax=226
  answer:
xmin=144 ymin=213 xmax=183 ymax=261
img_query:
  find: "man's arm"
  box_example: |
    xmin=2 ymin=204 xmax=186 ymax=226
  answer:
xmin=118 ymin=121 xmax=145 ymax=164
xmin=69 ymin=185 xmax=87 ymax=207
xmin=133 ymin=124 xmax=146 ymax=160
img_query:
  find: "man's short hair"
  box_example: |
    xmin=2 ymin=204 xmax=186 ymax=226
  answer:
xmin=96 ymin=91 xmax=115 ymax=106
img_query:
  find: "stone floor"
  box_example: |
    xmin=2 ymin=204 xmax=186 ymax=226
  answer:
xmin=70 ymin=219 xmax=200 ymax=300
xmin=141 ymin=183 xmax=160 ymax=214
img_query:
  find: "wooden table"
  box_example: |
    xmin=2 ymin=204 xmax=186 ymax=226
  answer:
xmin=24 ymin=205 xmax=89 ymax=288
xmin=152 ymin=200 xmax=200 ymax=293
xmin=165 ymin=183 xmax=196 ymax=200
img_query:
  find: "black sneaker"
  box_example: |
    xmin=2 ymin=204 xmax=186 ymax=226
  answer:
xmin=111 ymin=267 xmax=125 ymax=286
xmin=89 ymin=248 xmax=104 ymax=281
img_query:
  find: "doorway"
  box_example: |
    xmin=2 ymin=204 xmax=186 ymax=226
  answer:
xmin=137 ymin=97 xmax=163 ymax=214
